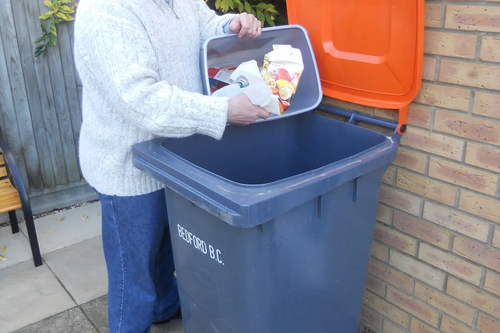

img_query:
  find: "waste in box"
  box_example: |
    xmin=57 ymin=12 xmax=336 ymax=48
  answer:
xmin=133 ymin=0 xmax=424 ymax=331
xmin=200 ymin=24 xmax=322 ymax=122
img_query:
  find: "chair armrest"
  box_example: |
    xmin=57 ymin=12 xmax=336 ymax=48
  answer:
xmin=0 ymin=138 xmax=33 ymax=217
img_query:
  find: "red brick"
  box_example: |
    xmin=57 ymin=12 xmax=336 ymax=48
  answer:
xmin=365 ymin=273 xmax=386 ymax=297
xmin=484 ymin=270 xmax=500 ymax=297
xmin=459 ymin=191 xmax=500 ymax=224
xmin=394 ymin=211 xmax=451 ymax=250
xmin=447 ymin=277 xmax=500 ymax=319
xmin=440 ymin=315 xmax=475 ymax=333
xmin=473 ymin=91 xmax=500 ymax=120
xmin=384 ymin=166 xmax=396 ymax=185
xmin=387 ymin=287 xmax=439 ymax=327
xmin=323 ymin=97 xmax=373 ymax=115
xmin=422 ymin=58 xmax=436 ymax=81
xmin=465 ymin=142 xmax=500 ymax=172
xmin=401 ymin=127 xmax=464 ymax=161
xmin=368 ymin=258 xmax=413 ymax=294
xmin=410 ymin=318 xmax=439 ymax=333
xmin=439 ymin=59 xmax=500 ymax=90
xmin=374 ymin=104 xmax=432 ymax=129
xmin=419 ymin=243 xmax=482 ymax=286
xmin=393 ymin=147 xmax=427 ymax=174
xmin=453 ymin=237 xmax=500 ymax=272
xmin=396 ymin=170 xmax=457 ymax=206
xmin=361 ymin=305 xmax=383 ymax=329
xmin=425 ymin=4 xmax=442 ymax=28
xmin=408 ymin=104 xmax=433 ymax=129
xmin=481 ymin=36 xmax=500 ymax=62
xmin=384 ymin=319 xmax=407 ymax=333
xmin=415 ymin=282 xmax=475 ymax=326
xmin=423 ymin=202 xmax=490 ymax=243
xmin=376 ymin=204 xmax=393 ymax=225
xmin=363 ymin=290 xmax=410 ymax=327
xmin=389 ymin=249 xmax=446 ymax=290
xmin=428 ymin=157 xmax=498 ymax=196
xmin=371 ymin=240 xmax=390 ymax=262
xmin=424 ymin=31 xmax=477 ymax=58
xmin=379 ymin=185 xmax=422 ymax=216
xmin=374 ymin=223 xmax=417 ymax=256
xmin=494 ymin=227 xmax=500 ymax=249
xmin=477 ymin=313 xmax=500 ymax=333
xmin=434 ymin=110 xmax=500 ymax=146
xmin=413 ymin=83 xmax=470 ymax=111
xmin=445 ymin=5 xmax=500 ymax=33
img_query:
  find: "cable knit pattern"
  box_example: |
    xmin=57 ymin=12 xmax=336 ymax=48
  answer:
xmin=74 ymin=0 xmax=236 ymax=196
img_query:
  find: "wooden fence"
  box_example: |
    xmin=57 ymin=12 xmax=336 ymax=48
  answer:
xmin=0 ymin=0 xmax=96 ymax=222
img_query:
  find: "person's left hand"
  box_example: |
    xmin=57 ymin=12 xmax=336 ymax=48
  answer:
xmin=228 ymin=13 xmax=262 ymax=38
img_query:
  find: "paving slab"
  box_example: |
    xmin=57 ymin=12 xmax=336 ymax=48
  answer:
xmin=45 ymin=236 xmax=108 ymax=305
xmin=0 ymin=225 xmax=33 ymax=269
xmin=0 ymin=261 xmax=76 ymax=333
xmin=81 ymin=296 xmax=184 ymax=333
xmin=20 ymin=202 xmax=102 ymax=254
xmin=13 ymin=307 xmax=97 ymax=333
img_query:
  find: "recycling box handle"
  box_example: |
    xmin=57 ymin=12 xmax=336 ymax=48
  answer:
xmin=316 ymin=103 xmax=406 ymax=140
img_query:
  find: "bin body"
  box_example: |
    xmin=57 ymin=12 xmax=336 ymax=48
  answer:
xmin=133 ymin=112 xmax=399 ymax=333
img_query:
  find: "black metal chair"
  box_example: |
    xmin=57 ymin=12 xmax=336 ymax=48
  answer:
xmin=0 ymin=137 xmax=42 ymax=267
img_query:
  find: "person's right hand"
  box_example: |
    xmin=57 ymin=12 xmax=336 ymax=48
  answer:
xmin=227 ymin=94 xmax=270 ymax=125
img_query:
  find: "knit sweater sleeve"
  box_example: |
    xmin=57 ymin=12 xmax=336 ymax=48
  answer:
xmin=74 ymin=4 xmax=229 ymax=140
xmin=194 ymin=0 xmax=237 ymax=41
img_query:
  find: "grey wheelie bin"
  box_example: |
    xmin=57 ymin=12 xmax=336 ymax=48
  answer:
xmin=132 ymin=0 xmax=424 ymax=329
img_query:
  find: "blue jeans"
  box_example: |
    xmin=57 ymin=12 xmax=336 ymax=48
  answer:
xmin=96 ymin=189 xmax=180 ymax=333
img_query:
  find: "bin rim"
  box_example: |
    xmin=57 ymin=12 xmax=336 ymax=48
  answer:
xmin=132 ymin=115 xmax=398 ymax=228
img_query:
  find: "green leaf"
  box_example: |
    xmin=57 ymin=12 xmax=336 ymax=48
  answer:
xmin=255 ymin=3 xmax=267 ymax=10
xmin=237 ymin=2 xmax=243 ymax=12
xmin=39 ymin=12 xmax=53 ymax=20
xmin=41 ymin=22 xmax=47 ymax=33
xmin=52 ymin=0 xmax=57 ymax=6
xmin=256 ymin=9 xmax=265 ymax=23
xmin=50 ymin=22 xmax=57 ymax=35
xmin=54 ymin=18 xmax=63 ymax=24
xmin=215 ymin=0 xmax=221 ymax=9
xmin=50 ymin=33 xmax=57 ymax=46
xmin=60 ymin=5 xmax=74 ymax=13
xmin=265 ymin=13 xmax=274 ymax=26
xmin=43 ymin=0 xmax=54 ymax=9
xmin=34 ymin=34 xmax=50 ymax=43
xmin=220 ymin=0 xmax=228 ymax=12
xmin=244 ymin=1 xmax=251 ymax=13
xmin=56 ymin=12 xmax=74 ymax=21
xmin=265 ymin=7 xmax=278 ymax=14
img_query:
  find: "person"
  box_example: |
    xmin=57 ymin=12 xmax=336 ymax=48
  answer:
xmin=73 ymin=0 xmax=269 ymax=332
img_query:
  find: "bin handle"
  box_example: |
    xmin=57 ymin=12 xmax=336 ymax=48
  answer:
xmin=316 ymin=104 xmax=404 ymax=140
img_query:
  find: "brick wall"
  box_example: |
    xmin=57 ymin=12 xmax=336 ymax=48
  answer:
xmin=324 ymin=2 xmax=500 ymax=333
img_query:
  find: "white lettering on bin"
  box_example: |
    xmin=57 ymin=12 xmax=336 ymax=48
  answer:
xmin=177 ymin=224 xmax=224 ymax=266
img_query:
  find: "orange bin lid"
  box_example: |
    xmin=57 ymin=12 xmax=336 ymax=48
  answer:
xmin=286 ymin=0 xmax=424 ymax=113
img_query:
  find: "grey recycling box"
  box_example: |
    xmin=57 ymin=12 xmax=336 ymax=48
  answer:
xmin=200 ymin=25 xmax=323 ymax=123
xmin=132 ymin=109 xmax=399 ymax=332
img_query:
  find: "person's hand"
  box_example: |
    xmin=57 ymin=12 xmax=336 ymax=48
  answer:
xmin=227 ymin=94 xmax=270 ymax=125
xmin=228 ymin=13 xmax=262 ymax=38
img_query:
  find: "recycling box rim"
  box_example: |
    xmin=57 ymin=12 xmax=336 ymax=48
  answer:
xmin=200 ymin=24 xmax=323 ymax=123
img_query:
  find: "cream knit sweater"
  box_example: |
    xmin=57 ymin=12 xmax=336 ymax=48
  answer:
xmin=74 ymin=0 xmax=235 ymax=196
